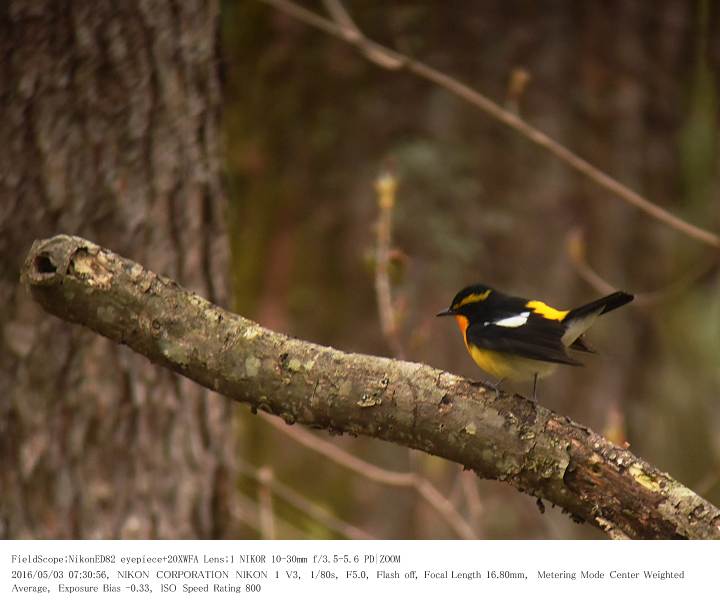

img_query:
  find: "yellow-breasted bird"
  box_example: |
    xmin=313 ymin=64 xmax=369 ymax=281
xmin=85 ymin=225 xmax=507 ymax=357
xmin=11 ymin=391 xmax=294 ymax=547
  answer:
xmin=437 ymin=284 xmax=634 ymax=400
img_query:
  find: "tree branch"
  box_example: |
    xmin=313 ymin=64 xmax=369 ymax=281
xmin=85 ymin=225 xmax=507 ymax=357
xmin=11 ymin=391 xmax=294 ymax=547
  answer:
xmin=21 ymin=234 xmax=720 ymax=539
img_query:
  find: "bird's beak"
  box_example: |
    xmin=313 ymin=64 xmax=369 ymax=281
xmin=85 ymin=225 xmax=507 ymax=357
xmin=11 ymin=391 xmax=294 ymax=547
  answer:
xmin=436 ymin=308 xmax=456 ymax=317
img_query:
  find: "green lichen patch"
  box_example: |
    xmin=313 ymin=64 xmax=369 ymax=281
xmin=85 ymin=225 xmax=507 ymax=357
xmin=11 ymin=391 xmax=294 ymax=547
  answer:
xmin=245 ymin=356 xmax=261 ymax=377
xmin=628 ymin=463 xmax=662 ymax=492
xmin=243 ymin=324 xmax=262 ymax=340
xmin=159 ymin=339 xmax=190 ymax=366
xmin=287 ymin=358 xmax=303 ymax=372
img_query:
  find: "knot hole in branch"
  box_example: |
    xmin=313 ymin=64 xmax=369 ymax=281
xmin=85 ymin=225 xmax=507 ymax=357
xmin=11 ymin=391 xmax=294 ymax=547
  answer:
xmin=34 ymin=252 xmax=57 ymax=276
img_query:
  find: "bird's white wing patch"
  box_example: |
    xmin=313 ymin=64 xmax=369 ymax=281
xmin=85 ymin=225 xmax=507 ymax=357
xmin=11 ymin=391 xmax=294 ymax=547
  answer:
xmin=492 ymin=311 xmax=530 ymax=328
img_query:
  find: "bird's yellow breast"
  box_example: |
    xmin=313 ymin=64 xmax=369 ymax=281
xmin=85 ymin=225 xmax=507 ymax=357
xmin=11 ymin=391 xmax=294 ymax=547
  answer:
xmin=453 ymin=313 xmax=556 ymax=382
xmin=465 ymin=343 xmax=557 ymax=382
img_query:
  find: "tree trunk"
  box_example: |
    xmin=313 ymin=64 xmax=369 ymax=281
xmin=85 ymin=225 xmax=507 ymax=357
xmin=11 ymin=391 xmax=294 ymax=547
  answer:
xmin=0 ymin=0 xmax=236 ymax=538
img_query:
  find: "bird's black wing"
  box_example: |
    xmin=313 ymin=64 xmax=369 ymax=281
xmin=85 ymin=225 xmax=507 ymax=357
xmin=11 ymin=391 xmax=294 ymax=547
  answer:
xmin=466 ymin=314 xmax=582 ymax=366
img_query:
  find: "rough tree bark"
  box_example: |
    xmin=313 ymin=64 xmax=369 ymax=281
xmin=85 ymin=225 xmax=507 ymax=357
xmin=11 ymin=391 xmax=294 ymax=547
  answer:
xmin=22 ymin=234 xmax=720 ymax=540
xmin=0 ymin=1 xmax=237 ymax=538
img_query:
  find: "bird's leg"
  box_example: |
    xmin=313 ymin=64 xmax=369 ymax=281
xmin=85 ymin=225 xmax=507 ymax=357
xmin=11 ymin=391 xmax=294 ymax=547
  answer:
xmin=531 ymin=373 xmax=539 ymax=403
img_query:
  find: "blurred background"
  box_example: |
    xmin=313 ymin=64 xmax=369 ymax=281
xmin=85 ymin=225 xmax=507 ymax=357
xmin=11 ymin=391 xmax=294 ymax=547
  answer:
xmin=1 ymin=0 xmax=719 ymax=539
xmin=223 ymin=0 xmax=720 ymax=538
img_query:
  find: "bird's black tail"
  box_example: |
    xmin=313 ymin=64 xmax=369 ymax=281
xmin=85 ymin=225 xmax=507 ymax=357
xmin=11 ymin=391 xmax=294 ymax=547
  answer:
xmin=564 ymin=291 xmax=634 ymax=323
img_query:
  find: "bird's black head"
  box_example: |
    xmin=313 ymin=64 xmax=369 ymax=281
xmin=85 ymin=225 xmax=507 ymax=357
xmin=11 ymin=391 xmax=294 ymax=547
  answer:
xmin=436 ymin=283 xmax=495 ymax=318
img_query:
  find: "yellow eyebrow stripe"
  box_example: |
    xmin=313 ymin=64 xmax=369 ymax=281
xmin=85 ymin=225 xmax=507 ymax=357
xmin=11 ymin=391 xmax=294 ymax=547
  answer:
xmin=456 ymin=289 xmax=491 ymax=308
xmin=526 ymin=300 xmax=569 ymax=321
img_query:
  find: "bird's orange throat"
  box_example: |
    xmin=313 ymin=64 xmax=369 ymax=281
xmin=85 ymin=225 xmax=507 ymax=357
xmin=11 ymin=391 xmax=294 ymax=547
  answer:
xmin=454 ymin=314 xmax=470 ymax=345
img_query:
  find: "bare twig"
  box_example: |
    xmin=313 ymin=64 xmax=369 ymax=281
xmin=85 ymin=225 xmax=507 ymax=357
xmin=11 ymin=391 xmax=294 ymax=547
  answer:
xmin=230 ymin=489 xmax=307 ymax=538
xmin=261 ymin=0 xmax=720 ymax=248
xmin=322 ymin=0 xmax=360 ymax=37
xmin=372 ymin=166 xmax=477 ymax=536
xmin=261 ymin=413 xmax=477 ymax=539
xmin=566 ymin=228 xmax=719 ymax=305
xmin=505 ymin=67 xmax=531 ymax=114
xmin=564 ymin=228 xmax=618 ymax=295
xmin=257 ymin=466 xmax=276 ymax=539
xmin=238 ymin=458 xmax=373 ymax=539
xmin=602 ymin=399 xmax=629 ymax=449
xmin=460 ymin=473 xmax=485 ymax=536
xmin=373 ymin=168 xmax=405 ymax=359
xmin=321 ymin=0 xmax=405 ymax=68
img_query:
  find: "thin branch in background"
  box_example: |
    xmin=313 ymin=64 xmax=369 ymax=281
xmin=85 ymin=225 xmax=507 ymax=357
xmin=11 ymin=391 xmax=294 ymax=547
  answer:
xmin=460 ymin=473 xmax=485 ymax=536
xmin=230 ymin=489 xmax=307 ymax=538
xmin=322 ymin=0 xmax=404 ymax=69
xmin=237 ymin=458 xmax=374 ymax=539
xmin=373 ymin=165 xmax=417 ymax=526
xmin=257 ymin=466 xmax=276 ymax=539
xmin=602 ymin=400 xmax=629 ymax=449
xmin=373 ymin=162 xmax=476 ymax=533
xmin=261 ymin=413 xmax=478 ymax=539
xmin=264 ymin=473 xmax=376 ymax=540
xmin=372 ymin=165 xmax=481 ymax=537
xmin=322 ymin=0 xmax=359 ymax=37
xmin=261 ymin=0 xmax=720 ymax=249
xmin=373 ymin=167 xmax=406 ymax=359
xmin=505 ymin=67 xmax=531 ymax=114
xmin=565 ymin=228 xmax=618 ymax=295
xmin=565 ymin=227 xmax=720 ymax=306
xmin=228 ymin=471 xmax=308 ymax=538
xmin=447 ymin=469 xmax=485 ymax=538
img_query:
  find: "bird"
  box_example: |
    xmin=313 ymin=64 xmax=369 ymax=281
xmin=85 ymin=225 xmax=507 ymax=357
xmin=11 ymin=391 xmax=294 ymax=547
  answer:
xmin=436 ymin=284 xmax=634 ymax=401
